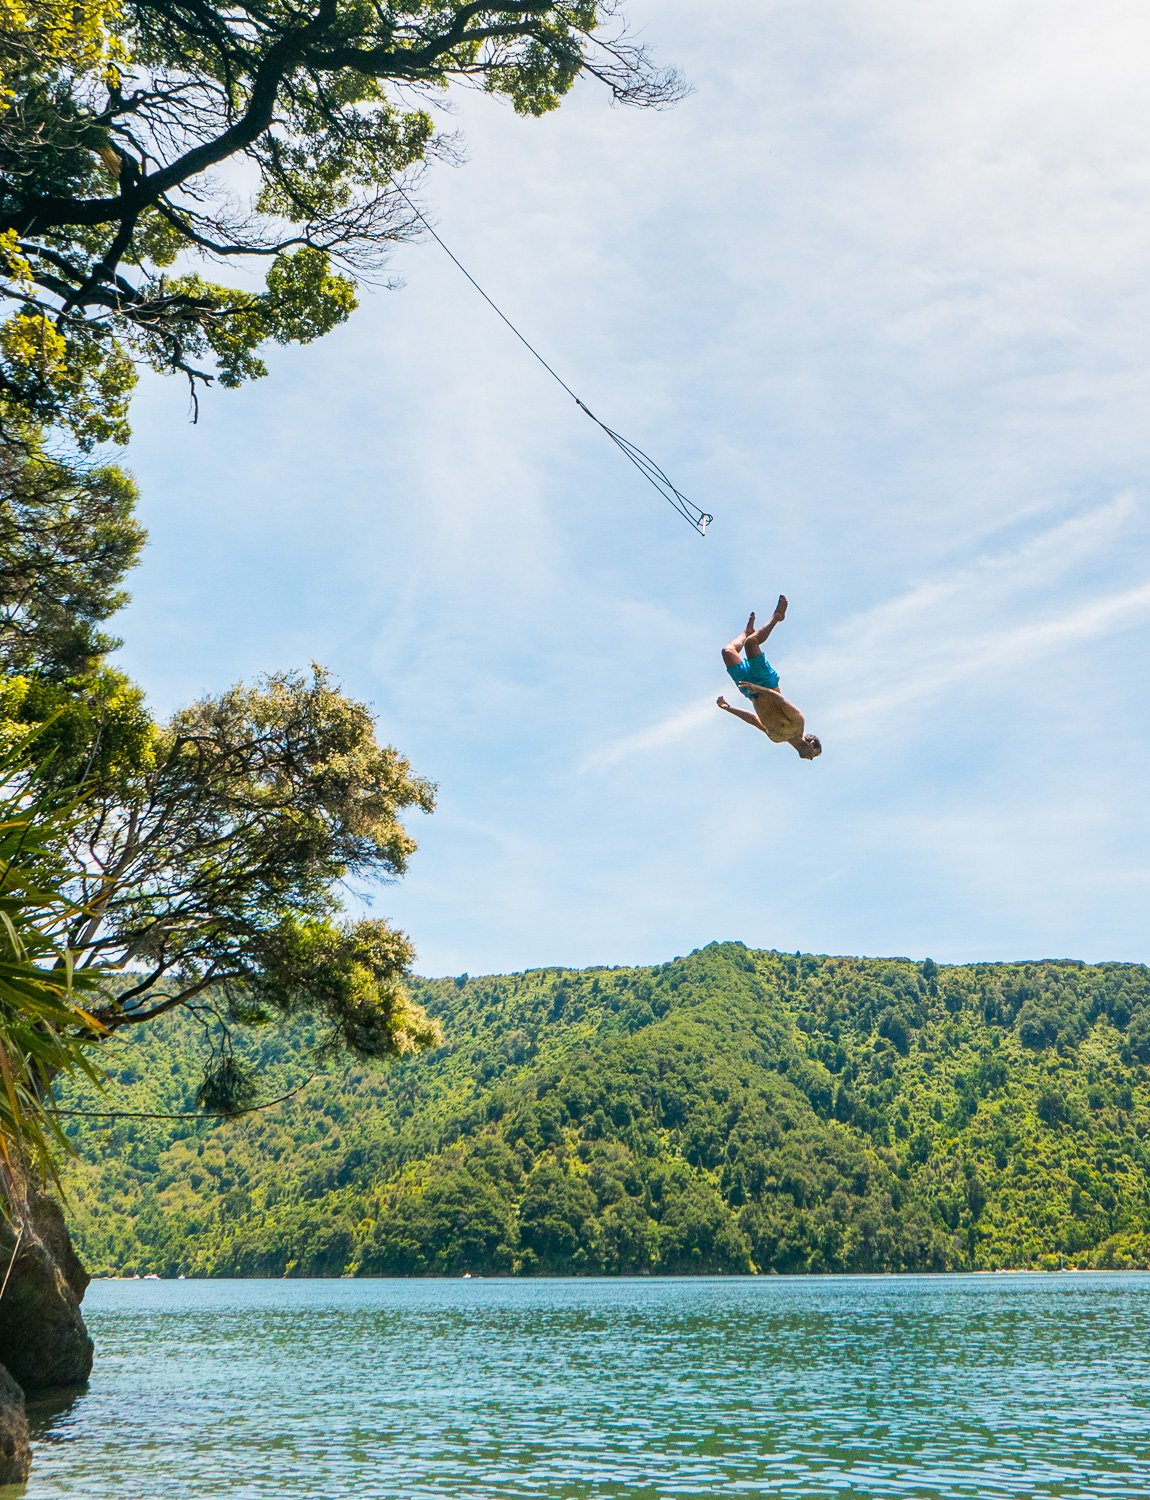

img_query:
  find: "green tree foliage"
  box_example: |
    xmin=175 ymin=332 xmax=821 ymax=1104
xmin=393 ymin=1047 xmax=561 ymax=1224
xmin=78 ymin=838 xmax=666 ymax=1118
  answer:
xmin=1 ymin=0 xmax=683 ymax=441
xmin=0 ymin=426 xmax=144 ymax=679
xmin=56 ymin=944 xmax=1150 ymax=1277
xmin=54 ymin=666 xmax=438 ymax=1050
xmin=0 ymin=424 xmax=155 ymax=892
xmin=7 ymin=660 xmax=443 ymax=1075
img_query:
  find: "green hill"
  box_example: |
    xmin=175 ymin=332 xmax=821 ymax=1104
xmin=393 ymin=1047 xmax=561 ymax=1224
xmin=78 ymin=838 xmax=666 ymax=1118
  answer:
xmin=59 ymin=944 xmax=1150 ymax=1276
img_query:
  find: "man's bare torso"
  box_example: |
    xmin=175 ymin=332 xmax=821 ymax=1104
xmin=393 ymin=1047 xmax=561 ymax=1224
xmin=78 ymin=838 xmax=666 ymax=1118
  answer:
xmin=748 ymin=686 xmax=805 ymax=744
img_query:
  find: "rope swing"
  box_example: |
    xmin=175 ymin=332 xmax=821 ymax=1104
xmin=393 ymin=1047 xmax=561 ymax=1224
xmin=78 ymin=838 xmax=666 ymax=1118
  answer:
xmin=392 ymin=180 xmax=713 ymax=536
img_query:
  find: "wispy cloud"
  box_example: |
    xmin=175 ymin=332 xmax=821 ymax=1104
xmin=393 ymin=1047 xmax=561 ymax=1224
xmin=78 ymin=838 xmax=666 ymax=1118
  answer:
xmin=811 ymin=493 xmax=1149 ymax=737
xmin=581 ymin=701 xmax=714 ymax=773
xmin=821 ymin=493 xmax=1138 ymax=655
xmin=822 ymin=578 xmax=1150 ymax=738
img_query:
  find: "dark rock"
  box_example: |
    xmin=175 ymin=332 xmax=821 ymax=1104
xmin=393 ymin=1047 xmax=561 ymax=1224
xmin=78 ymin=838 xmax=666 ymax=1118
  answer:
xmin=0 ymin=1188 xmax=93 ymax=1392
xmin=0 ymin=1365 xmax=30 ymax=1485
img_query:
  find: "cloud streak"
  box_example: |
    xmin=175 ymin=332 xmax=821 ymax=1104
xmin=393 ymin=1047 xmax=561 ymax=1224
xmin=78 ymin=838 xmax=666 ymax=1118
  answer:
xmin=823 ymin=577 xmax=1150 ymax=738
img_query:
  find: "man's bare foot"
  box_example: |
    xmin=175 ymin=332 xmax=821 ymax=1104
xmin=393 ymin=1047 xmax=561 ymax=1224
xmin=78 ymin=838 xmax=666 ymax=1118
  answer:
xmin=773 ymin=594 xmax=788 ymax=622
xmin=744 ymin=610 xmax=756 ymax=635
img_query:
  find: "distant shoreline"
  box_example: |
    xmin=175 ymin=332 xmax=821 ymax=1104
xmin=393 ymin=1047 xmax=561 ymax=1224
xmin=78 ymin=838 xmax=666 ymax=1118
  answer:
xmin=90 ymin=1267 xmax=1150 ymax=1282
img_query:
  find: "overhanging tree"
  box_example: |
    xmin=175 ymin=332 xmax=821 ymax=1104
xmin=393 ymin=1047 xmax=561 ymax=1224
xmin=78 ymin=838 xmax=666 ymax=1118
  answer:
xmin=1 ymin=0 xmax=684 ymax=441
xmin=62 ymin=666 xmax=443 ymax=1078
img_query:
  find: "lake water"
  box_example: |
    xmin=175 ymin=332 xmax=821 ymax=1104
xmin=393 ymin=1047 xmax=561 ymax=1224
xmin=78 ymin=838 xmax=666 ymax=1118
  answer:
xmin=16 ymin=1274 xmax=1150 ymax=1499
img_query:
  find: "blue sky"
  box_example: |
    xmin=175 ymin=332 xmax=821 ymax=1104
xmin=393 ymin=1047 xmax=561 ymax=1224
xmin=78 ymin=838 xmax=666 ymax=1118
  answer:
xmin=114 ymin=0 xmax=1150 ymax=975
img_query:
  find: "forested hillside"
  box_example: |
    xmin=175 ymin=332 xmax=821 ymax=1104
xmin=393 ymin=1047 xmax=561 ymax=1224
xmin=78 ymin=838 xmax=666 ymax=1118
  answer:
xmin=60 ymin=945 xmax=1150 ymax=1276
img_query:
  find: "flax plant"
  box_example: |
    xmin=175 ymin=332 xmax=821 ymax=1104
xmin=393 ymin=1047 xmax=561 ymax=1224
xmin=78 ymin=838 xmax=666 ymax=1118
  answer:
xmin=0 ymin=744 xmax=103 ymax=1190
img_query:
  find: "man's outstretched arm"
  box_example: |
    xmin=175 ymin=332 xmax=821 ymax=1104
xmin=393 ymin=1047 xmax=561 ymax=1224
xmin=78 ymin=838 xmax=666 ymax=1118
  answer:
xmin=716 ymin=696 xmax=770 ymax=734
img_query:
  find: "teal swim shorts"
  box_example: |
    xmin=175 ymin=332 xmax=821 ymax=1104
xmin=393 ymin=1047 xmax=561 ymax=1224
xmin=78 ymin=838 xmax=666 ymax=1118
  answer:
xmin=727 ymin=654 xmax=780 ymax=699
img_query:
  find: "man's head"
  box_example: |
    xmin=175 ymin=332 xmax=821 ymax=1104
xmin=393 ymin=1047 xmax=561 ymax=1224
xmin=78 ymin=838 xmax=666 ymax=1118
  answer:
xmin=798 ymin=733 xmax=822 ymax=761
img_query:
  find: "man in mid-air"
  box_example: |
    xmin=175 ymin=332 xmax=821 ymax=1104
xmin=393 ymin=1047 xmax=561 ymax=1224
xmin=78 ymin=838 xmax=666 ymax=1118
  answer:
xmin=717 ymin=596 xmax=823 ymax=760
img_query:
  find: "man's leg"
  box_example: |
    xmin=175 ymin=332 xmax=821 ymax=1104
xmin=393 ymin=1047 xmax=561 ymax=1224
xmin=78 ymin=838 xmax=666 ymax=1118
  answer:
xmin=721 ymin=611 xmax=756 ymax=667
xmin=745 ymin=595 xmax=787 ymax=658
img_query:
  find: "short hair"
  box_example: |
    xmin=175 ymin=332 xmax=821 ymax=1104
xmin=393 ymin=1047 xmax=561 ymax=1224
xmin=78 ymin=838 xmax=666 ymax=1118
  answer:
xmin=807 ymin=735 xmax=823 ymax=757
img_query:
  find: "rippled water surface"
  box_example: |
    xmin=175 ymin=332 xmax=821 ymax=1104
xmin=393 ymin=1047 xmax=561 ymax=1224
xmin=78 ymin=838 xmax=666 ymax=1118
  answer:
xmin=18 ymin=1275 xmax=1150 ymax=1499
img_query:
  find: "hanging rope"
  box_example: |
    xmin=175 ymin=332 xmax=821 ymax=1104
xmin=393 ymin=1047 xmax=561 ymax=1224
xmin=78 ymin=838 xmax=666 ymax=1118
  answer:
xmin=0 ymin=1220 xmax=24 ymax=1306
xmin=391 ymin=179 xmax=713 ymax=536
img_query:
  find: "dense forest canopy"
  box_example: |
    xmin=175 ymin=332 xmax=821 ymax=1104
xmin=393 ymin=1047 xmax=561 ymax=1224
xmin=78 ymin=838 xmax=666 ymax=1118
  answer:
xmin=59 ymin=944 xmax=1150 ymax=1276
